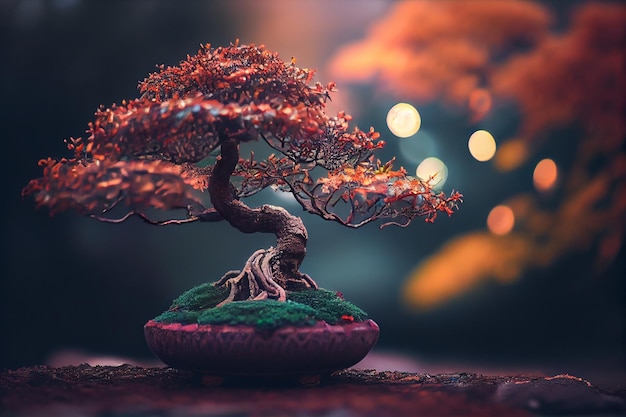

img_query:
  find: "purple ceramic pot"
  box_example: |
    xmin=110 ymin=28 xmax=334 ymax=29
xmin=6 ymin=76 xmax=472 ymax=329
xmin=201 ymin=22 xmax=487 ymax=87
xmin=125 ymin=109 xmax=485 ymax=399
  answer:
xmin=144 ymin=319 xmax=379 ymax=376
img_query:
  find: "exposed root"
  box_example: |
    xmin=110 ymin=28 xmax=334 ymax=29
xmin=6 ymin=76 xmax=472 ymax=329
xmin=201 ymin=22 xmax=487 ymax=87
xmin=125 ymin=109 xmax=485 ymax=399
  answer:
xmin=285 ymin=271 xmax=318 ymax=291
xmin=214 ymin=247 xmax=317 ymax=307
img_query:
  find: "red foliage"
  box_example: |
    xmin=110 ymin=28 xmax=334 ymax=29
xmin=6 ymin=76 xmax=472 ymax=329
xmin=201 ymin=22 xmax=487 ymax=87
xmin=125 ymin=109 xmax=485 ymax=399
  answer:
xmin=24 ymin=42 xmax=461 ymax=227
xmin=296 ymin=157 xmax=462 ymax=227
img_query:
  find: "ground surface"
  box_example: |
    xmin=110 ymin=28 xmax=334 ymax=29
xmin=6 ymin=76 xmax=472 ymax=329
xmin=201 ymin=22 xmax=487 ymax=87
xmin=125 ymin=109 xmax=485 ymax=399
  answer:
xmin=1 ymin=365 xmax=624 ymax=417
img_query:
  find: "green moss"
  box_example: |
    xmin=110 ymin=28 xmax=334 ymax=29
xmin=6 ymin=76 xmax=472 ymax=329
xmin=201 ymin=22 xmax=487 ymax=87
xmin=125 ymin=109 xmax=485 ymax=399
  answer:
xmin=198 ymin=299 xmax=318 ymax=329
xmin=153 ymin=282 xmax=228 ymax=324
xmin=153 ymin=284 xmax=370 ymax=330
xmin=288 ymin=288 xmax=369 ymax=323
xmin=168 ymin=282 xmax=229 ymax=311
xmin=153 ymin=309 xmax=201 ymax=324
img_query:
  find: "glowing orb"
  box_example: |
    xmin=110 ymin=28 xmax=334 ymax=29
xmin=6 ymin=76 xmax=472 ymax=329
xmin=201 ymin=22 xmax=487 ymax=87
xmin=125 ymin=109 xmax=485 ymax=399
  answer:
xmin=494 ymin=138 xmax=528 ymax=172
xmin=487 ymin=205 xmax=515 ymax=235
xmin=533 ymin=158 xmax=558 ymax=192
xmin=386 ymin=103 xmax=421 ymax=138
xmin=416 ymin=157 xmax=448 ymax=188
xmin=468 ymin=130 xmax=496 ymax=162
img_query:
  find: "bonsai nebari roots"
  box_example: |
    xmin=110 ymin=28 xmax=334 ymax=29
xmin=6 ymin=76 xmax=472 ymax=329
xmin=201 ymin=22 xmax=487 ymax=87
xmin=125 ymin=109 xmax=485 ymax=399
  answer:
xmin=214 ymin=247 xmax=317 ymax=306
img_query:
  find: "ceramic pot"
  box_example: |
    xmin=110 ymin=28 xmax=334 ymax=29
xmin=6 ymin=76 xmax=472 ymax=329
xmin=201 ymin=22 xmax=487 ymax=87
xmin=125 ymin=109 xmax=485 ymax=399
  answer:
xmin=144 ymin=319 xmax=379 ymax=376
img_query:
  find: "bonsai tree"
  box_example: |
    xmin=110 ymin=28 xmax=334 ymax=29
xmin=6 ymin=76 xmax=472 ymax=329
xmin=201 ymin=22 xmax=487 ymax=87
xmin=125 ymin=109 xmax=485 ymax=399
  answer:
xmin=23 ymin=42 xmax=462 ymax=307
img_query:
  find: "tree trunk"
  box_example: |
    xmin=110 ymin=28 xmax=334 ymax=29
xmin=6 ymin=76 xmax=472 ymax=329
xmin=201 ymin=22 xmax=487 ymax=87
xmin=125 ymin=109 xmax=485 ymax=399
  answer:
xmin=208 ymin=138 xmax=317 ymax=304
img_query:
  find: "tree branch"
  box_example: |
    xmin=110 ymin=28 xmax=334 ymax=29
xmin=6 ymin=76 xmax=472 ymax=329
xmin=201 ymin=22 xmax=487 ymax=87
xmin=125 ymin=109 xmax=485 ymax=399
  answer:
xmin=91 ymin=207 xmax=223 ymax=225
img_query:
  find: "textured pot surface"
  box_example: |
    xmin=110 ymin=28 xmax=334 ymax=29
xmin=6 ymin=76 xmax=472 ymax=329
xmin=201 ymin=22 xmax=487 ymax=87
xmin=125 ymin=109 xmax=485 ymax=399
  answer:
xmin=144 ymin=319 xmax=379 ymax=376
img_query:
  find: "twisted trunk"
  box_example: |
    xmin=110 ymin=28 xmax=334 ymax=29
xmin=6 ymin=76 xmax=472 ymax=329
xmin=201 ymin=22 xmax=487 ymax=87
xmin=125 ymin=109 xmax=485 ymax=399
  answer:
xmin=208 ymin=137 xmax=317 ymax=305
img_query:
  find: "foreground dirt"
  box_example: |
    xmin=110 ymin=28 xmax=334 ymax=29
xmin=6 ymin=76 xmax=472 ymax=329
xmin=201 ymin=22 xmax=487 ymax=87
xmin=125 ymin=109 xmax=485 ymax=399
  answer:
xmin=1 ymin=365 xmax=624 ymax=416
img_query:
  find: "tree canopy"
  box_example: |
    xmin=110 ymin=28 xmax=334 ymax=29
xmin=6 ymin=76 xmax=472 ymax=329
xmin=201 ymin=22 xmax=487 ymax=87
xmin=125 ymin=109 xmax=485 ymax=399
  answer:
xmin=23 ymin=42 xmax=461 ymax=228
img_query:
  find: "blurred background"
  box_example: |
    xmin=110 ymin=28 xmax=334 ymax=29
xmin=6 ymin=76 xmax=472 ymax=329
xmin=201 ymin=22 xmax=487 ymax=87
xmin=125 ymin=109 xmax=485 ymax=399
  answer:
xmin=1 ymin=0 xmax=624 ymax=389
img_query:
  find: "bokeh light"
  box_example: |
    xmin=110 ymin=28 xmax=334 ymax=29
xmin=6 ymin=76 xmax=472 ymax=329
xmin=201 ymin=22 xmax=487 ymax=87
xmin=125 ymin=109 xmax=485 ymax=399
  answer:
xmin=468 ymin=129 xmax=497 ymax=162
xmin=533 ymin=158 xmax=558 ymax=192
xmin=386 ymin=103 xmax=422 ymax=138
xmin=403 ymin=232 xmax=530 ymax=309
xmin=494 ymin=138 xmax=529 ymax=172
xmin=487 ymin=205 xmax=515 ymax=235
xmin=416 ymin=157 xmax=448 ymax=188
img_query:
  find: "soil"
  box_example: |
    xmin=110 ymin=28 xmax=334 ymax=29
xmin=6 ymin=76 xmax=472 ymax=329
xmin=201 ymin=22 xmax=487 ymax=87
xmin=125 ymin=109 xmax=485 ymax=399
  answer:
xmin=1 ymin=365 xmax=624 ymax=416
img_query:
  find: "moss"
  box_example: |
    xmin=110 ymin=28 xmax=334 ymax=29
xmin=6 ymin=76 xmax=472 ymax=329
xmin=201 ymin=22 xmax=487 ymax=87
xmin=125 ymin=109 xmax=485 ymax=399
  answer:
xmin=198 ymin=300 xmax=318 ymax=329
xmin=169 ymin=282 xmax=229 ymax=310
xmin=153 ymin=284 xmax=370 ymax=330
xmin=153 ymin=309 xmax=201 ymax=324
xmin=153 ymin=283 xmax=228 ymax=324
xmin=288 ymin=288 xmax=369 ymax=323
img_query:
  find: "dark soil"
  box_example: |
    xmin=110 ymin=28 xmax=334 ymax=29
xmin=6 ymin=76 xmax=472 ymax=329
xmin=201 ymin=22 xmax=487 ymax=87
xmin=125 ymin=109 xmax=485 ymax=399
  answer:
xmin=1 ymin=365 xmax=624 ymax=416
